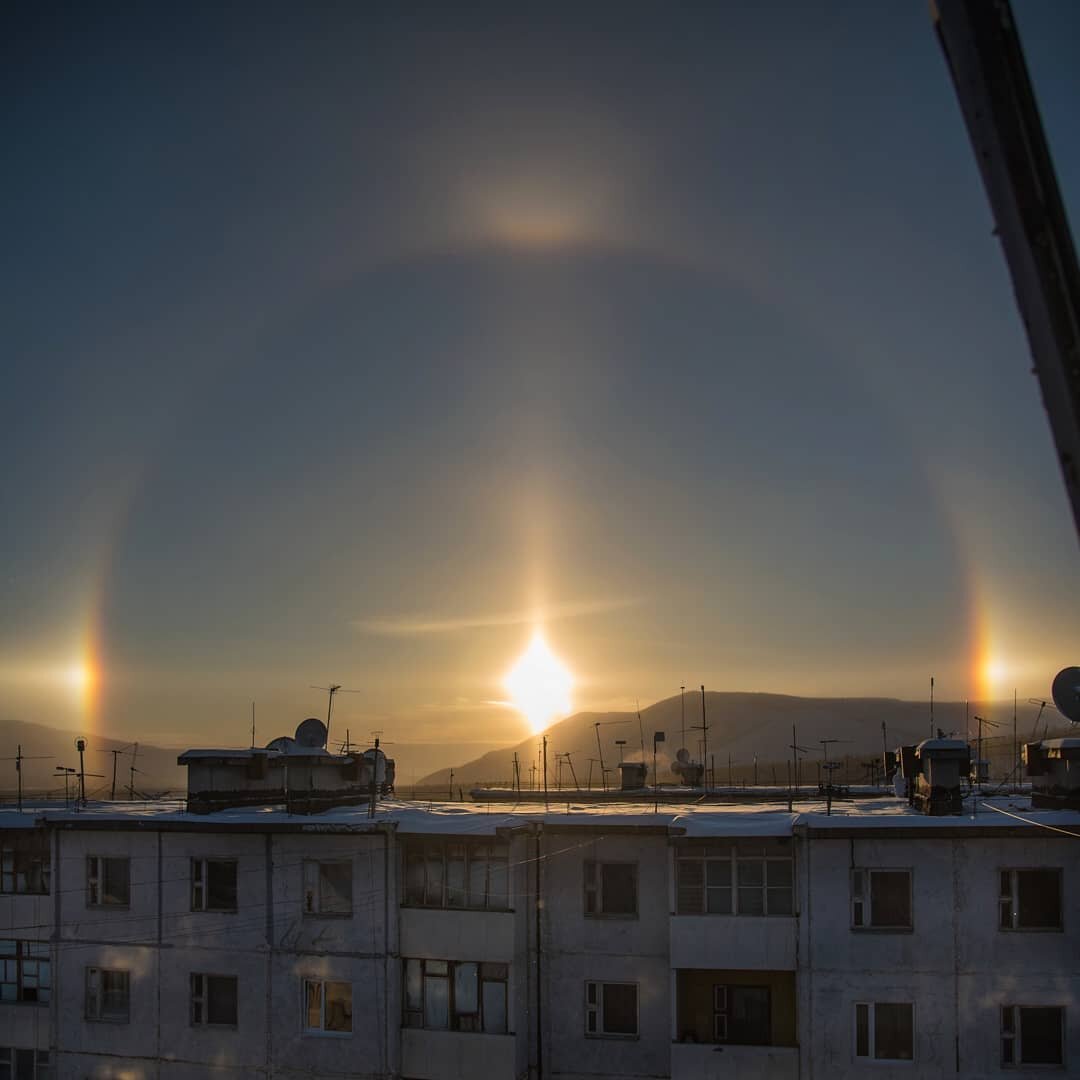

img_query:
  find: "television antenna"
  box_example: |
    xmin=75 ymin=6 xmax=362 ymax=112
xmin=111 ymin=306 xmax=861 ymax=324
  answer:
xmin=310 ymin=684 xmax=362 ymax=748
xmin=593 ymin=719 xmax=631 ymax=792
xmin=1026 ymin=698 xmax=1059 ymax=742
xmin=0 ymin=745 xmax=52 ymax=812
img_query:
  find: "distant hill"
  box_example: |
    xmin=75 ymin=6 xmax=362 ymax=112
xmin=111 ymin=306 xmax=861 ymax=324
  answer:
xmin=0 ymin=718 xmax=186 ymax=799
xmin=0 ymin=716 xmax=506 ymax=803
xmin=418 ymin=691 xmax=1065 ymax=788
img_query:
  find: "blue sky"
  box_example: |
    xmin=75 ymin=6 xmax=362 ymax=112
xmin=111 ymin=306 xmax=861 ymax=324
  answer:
xmin=2 ymin=1 xmax=1078 ymax=748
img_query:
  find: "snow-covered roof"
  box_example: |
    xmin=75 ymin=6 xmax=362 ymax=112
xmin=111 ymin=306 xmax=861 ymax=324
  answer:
xmin=2 ymin=792 xmax=1078 ymax=837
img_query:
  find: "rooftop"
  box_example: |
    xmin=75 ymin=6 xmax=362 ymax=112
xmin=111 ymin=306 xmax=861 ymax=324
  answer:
xmin=1 ymin=792 xmax=1077 ymax=838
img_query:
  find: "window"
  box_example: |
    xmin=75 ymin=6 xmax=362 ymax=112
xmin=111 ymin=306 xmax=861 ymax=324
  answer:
xmin=1001 ymin=1005 xmax=1064 ymax=1066
xmin=676 ymin=842 xmax=793 ymax=916
xmin=304 ymin=860 xmax=352 ymax=916
xmin=85 ymin=968 xmax=129 ymax=1022
xmin=403 ymin=958 xmax=508 ymax=1034
xmin=999 ymin=870 xmax=1062 ymax=931
xmin=855 ymin=1002 xmax=914 ymax=1061
xmin=0 ymin=942 xmax=49 ymax=1004
xmin=402 ymin=839 xmax=509 ymax=910
xmin=0 ymin=835 xmax=50 ymax=896
xmin=851 ymin=869 xmax=912 ymax=930
xmin=190 ymin=974 xmax=238 ymax=1028
xmin=713 ymin=984 xmax=771 ymax=1045
xmin=0 ymin=1048 xmax=53 ymax=1080
xmin=585 ymin=981 xmax=637 ymax=1037
xmin=191 ymin=859 xmax=237 ymax=912
xmin=303 ymin=979 xmax=352 ymax=1034
xmin=584 ymin=861 xmax=637 ymax=917
xmin=86 ymin=856 xmax=129 ymax=908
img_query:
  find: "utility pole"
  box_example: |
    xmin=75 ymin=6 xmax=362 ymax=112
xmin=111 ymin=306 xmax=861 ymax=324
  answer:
xmin=930 ymin=676 xmax=935 ymax=741
xmin=653 ymin=730 xmax=665 ymax=813
xmin=699 ymin=686 xmax=709 ymax=790
xmin=76 ymin=738 xmax=87 ymax=806
xmin=542 ymin=735 xmax=548 ymax=811
xmin=128 ymin=743 xmax=138 ymax=801
xmin=680 ymin=685 xmax=686 ymax=753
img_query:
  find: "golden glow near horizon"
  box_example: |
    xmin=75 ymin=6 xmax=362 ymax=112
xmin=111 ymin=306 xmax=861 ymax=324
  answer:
xmin=503 ymin=630 xmax=574 ymax=734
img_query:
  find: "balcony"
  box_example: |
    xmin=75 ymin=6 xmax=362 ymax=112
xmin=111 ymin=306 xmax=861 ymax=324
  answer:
xmin=401 ymin=1028 xmax=517 ymax=1080
xmin=670 ymin=914 xmax=796 ymax=970
xmin=399 ymin=907 xmax=515 ymax=963
xmin=671 ymin=1042 xmax=798 ymax=1080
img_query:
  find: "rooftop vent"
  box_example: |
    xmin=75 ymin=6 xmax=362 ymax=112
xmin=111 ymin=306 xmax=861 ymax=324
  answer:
xmin=1025 ymin=738 xmax=1080 ymax=809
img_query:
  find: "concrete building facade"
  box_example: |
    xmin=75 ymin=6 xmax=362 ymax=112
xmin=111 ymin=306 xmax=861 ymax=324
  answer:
xmin=0 ymin=796 xmax=1075 ymax=1079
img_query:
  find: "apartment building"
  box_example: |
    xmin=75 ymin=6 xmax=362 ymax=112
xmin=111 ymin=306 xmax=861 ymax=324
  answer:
xmin=0 ymin=775 xmax=1076 ymax=1079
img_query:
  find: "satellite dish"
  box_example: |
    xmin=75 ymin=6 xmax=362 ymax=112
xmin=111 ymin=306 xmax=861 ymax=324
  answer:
xmin=1051 ymin=667 xmax=1080 ymax=723
xmin=676 ymin=748 xmax=690 ymax=764
xmin=295 ymin=718 xmax=328 ymax=748
xmin=266 ymin=736 xmax=294 ymax=753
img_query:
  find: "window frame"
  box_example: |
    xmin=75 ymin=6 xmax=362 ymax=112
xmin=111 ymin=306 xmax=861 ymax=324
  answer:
xmin=402 ymin=838 xmax=510 ymax=911
xmin=583 ymin=860 xmax=639 ymax=919
xmin=401 ymin=958 xmax=509 ymax=1034
xmin=0 ymin=940 xmax=50 ymax=1006
xmin=84 ymin=966 xmax=130 ymax=1024
xmin=85 ymin=855 xmax=130 ymax=909
xmin=0 ymin=834 xmax=50 ymax=896
xmin=675 ymin=843 xmax=794 ymax=917
xmin=301 ymin=977 xmax=353 ymax=1036
xmin=853 ymin=1001 xmax=915 ymax=1063
xmin=0 ymin=1047 xmax=53 ymax=1079
xmin=712 ymin=982 xmax=773 ymax=1045
xmin=190 ymin=972 xmax=239 ymax=1029
xmin=303 ymin=859 xmax=353 ymax=918
xmin=190 ymin=858 xmax=238 ymax=913
xmin=1000 ymin=1004 xmax=1066 ymax=1067
xmin=998 ymin=869 xmax=1064 ymax=932
xmin=851 ymin=868 xmax=913 ymax=932
xmin=584 ymin=980 xmax=639 ymax=1039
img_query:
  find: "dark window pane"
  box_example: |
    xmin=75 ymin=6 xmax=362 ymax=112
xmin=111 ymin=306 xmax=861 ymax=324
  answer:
xmin=856 ymin=1004 xmax=869 ymax=1057
xmin=482 ymin=979 xmax=507 ymax=1034
xmin=454 ymin=963 xmax=478 ymax=1015
xmin=729 ymin=986 xmax=770 ymax=1044
xmin=737 ymin=860 xmax=763 ymax=888
xmin=103 ymin=860 xmax=129 ymax=906
xmin=874 ymin=1003 xmax=913 ymax=1060
xmin=1019 ymin=1007 xmax=1063 ymax=1065
xmin=319 ymin=862 xmax=352 ymax=914
xmin=767 ymin=887 xmax=793 ymax=916
xmin=767 ymin=861 xmax=792 ymax=888
xmin=488 ymin=856 xmax=508 ymax=909
xmin=446 ymin=846 xmax=466 ymax=908
xmin=206 ymin=975 xmax=238 ymax=1026
xmin=870 ymin=872 xmax=911 ymax=928
xmin=1016 ymin=870 xmax=1061 ymax=929
xmin=424 ymin=974 xmax=449 ymax=1030
xmin=405 ymin=959 xmax=422 ymax=1012
xmin=206 ymin=862 xmax=237 ymax=910
xmin=602 ymin=984 xmax=637 ymax=1035
xmin=601 ymin=864 xmax=636 ymax=915
xmin=738 ymin=887 xmax=765 ymax=915
xmin=405 ymin=853 xmax=425 ymax=905
xmin=425 ymin=848 xmax=444 ymax=907
xmin=676 ymin=860 xmax=704 ymax=914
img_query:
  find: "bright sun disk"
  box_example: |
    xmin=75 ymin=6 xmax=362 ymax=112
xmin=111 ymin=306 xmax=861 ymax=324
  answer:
xmin=503 ymin=631 xmax=574 ymax=735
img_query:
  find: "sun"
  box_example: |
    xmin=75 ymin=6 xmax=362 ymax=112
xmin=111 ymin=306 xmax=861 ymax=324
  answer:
xmin=503 ymin=631 xmax=574 ymax=734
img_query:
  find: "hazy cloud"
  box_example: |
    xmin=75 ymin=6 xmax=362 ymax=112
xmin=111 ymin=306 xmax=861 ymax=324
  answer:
xmin=352 ymin=597 xmax=639 ymax=637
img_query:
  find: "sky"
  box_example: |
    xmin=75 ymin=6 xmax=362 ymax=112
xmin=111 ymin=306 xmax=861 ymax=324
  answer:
xmin=2 ymin=1 xmax=1079 ymax=751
